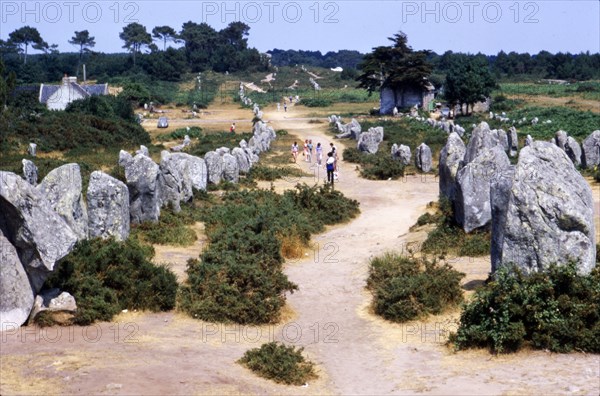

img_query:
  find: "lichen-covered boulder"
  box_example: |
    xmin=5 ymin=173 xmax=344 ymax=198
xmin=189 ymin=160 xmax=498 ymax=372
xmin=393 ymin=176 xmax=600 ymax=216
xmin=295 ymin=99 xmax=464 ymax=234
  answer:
xmin=122 ymin=154 xmax=160 ymax=224
xmin=439 ymin=132 xmax=466 ymax=202
xmin=222 ymin=153 xmax=240 ymax=183
xmin=0 ymin=171 xmax=78 ymax=292
xmin=37 ymin=164 xmax=88 ymax=241
xmin=455 ymin=146 xmax=511 ymax=233
xmin=415 ymin=143 xmax=432 ymax=173
xmin=157 ymin=151 xmax=184 ymax=213
xmin=564 ymin=136 xmax=582 ymax=166
xmin=508 ymin=127 xmax=519 ymax=157
xmin=357 ymin=127 xmax=384 ymax=154
xmin=464 ymin=122 xmax=500 ymax=164
xmin=582 ymin=130 xmax=600 ymax=168
xmin=391 ymin=144 xmax=411 ymax=165
xmin=87 ymin=171 xmax=130 ymax=242
xmin=494 ymin=142 xmax=596 ymax=275
xmin=204 ymin=151 xmax=223 ymax=184
xmin=22 ymin=159 xmax=38 ymax=186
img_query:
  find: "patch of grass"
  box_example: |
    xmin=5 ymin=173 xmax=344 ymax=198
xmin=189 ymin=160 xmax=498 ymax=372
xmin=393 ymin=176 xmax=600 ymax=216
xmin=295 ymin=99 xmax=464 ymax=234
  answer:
xmin=43 ymin=238 xmax=178 ymax=325
xmin=299 ymin=98 xmax=333 ymax=107
xmin=247 ymin=164 xmax=306 ymax=182
xmin=131 ymin=204 xmax=201 ymax=246
xmin=156 ymin=126 xmax=203 ymax=142
xmin=238 ymin=342 xmax=318 ymax=385
xmin=367 ymin=253 xmax=464 ymax=322
xmin=451 ymin=262 xmax=600 ymax=354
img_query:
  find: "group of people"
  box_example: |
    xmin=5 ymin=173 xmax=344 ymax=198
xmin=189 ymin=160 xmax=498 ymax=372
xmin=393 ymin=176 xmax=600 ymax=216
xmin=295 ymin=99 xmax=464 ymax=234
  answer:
xmin=291 ymin=140 xmax=338 ymax=185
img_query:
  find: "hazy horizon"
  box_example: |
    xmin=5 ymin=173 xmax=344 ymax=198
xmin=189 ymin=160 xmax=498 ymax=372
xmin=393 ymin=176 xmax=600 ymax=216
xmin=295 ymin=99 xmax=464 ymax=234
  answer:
xmin=1 ymin=1 xmax=599 ymax=57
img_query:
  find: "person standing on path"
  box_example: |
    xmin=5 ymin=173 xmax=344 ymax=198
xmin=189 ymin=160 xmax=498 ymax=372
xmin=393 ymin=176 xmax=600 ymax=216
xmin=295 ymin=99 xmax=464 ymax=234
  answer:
xmin=277 ymin=103 xmax=281 ymax=111
xmin=230 ymin=122 xmax=236 ymax=133
xmin=316 ymin=142 xmax=323 ymax=165
xmin=307 ymin=140 xmax=314 ymax=163
xmin=330 ymin=142 xmax=338 ymax=171
xmin=284 ymin=103 xmax=287 ymax=112
xmin=326 ymin=152 xmax=335 ymax=186
xmin=291 ymin=142 xmax=299 ymax=162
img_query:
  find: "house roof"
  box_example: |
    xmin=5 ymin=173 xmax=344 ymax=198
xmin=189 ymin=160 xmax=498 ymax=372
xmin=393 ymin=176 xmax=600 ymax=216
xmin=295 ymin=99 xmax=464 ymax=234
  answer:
xmin=39 ymin=82 xmax=108 ymax=104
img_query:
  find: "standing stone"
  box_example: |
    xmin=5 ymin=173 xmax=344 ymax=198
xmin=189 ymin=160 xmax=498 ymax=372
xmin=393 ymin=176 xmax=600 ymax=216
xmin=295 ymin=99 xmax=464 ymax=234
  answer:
xmin=415 ymin=143 xmax=432 ymax=173
xmin=525 ymin=135 xmax=534 ymax=147
xmin=554 ymin=130 xmax=568 ymax=150
xmin=439 ymin=132 xmax=466 ymax=203
xmin=119 ymin=150 xmax=133 ymax=167
xmin=27 ymin=143 xmax=37 ymax=157
xmin=357 ymin=127 xmax=384 ymax=154
xmin=87 ymin=171 xmax=130 ymax=242
xmin=171 ymin=153 xmax=207 ymax=192
xmin=37 ymin=164 xmax=88 ymax=241
xmin=497 ymin=142 xmax=596 ymax=275
xmin=135 ymin=145 xmax=150 ymax=157
xmin=496 ymin=129 xmax=509 ymax=152
xmin=490 ymin=166 xmax=516 ymax=272
xmin=0 ymin=231 xmax=35 ymax=328
xmin=222 ymin=153 xmax=240 ymax=183
xmin=157 ymin=151 xmax=184 ymax=213
xmin=464 ymin=122 xmax=500 ymax=164
xmin=0 ymin=171 xmax=78 ymax=292
xmin=167 ymin=152 xmax=197 ymax=203
xmin=123 ymin=154 xmax=161 ymax=224
xmin=564 ymin=136 xmax=582 ymax=166
xmin=455 ymin=146 xmax=511 ymax=233
xmin=232 ymin=147 xmax=251 ymax=174
xmin=508 ymin=127 xmax=519 ymax=157
xmin=582 ymin=130 xmax=600 ymax=168
xmin=22 ymin=159 xmax=38 ymax=186
xmin=391 ymin=144 xmax=411 ymax=165
xmin=204 ymin=151 xmax=223 ymax=184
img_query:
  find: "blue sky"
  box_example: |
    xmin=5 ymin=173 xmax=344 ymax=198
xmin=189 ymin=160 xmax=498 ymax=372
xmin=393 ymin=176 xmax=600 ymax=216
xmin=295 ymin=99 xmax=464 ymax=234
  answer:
xmin=1 ymin=1 xmax=599 ymax=55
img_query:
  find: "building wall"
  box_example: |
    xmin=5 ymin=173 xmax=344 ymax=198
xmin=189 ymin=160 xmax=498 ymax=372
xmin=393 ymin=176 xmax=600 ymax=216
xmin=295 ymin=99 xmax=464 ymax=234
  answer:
xmin=46 ymin=85 xmax=86 ymax=111
xmin=380 ymin=87 xmax=433 ymax=115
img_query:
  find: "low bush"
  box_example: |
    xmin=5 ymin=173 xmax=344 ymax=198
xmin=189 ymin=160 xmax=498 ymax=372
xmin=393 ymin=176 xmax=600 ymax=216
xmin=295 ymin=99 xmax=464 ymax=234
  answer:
xmin=451 ymin=262 xmax=600 ymax=353
xmin=367 ymin=254 xmax=464 ymax=322
xmin=238 ymin=342 xmax=318 ymax=385
xmin=188 ymin=131 xmax=253 ymax=157
xmin=179 ymin=185 xmax=359 ymax=324
xmin=43 ymin=238 xmax=178 ymax=325
xmin=299 ymin=98 xmax=333 ymax=107
xmin=247 ymin=164 xmax=305 ymax=182
xmin=156 ymin=126 xmax=203 ymax=142
xmin=342 ymin=148 xmax=405 ymax=180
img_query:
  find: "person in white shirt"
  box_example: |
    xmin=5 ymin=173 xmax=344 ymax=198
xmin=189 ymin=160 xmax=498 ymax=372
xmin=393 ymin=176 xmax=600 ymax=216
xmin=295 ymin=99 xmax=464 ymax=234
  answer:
xmin=326 ymin=152 xmax=335 ymax=186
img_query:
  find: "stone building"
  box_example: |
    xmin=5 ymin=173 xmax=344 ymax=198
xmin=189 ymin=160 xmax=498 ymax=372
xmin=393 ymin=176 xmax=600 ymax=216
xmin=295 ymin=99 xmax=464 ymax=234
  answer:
xmin=39 ymin=75 xmax=109 ymax=111
xmin=380 ymin=80 xmax=435 ymax=114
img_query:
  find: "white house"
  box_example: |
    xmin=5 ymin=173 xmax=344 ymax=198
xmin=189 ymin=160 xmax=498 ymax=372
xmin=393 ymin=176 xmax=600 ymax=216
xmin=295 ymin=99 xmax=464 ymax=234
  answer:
xmin=39 ymin=75 xmax=108 ymax=111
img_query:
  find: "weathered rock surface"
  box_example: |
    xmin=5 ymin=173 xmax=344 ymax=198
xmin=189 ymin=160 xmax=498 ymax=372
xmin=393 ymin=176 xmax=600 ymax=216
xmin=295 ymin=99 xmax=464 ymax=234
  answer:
xmin=222 ymin=153 xmax=240 ymax=183
xmin=123 ymin=154 xmax=160 ymax=224
xmin=37 ymin=164 xmax=88 ymax=241
xmin=495 ymin=142 xmax=596 ymax=275
xmin=157 ymin=151 xmax=184 ymax=213
xmin=336 ymin=118 xmax=362 ymax=139
xmin=564 ymin=136 xmax=582 ymax=166
xmin=439 ymin=132 xmax=466 ymax=202
xmin=508 ymin=127 xmax=519 ymax=157
xmin=87 ymin=171 xmax=130 ymax=242
xmin=357 ymin=127 xmax=384 ymax=154
xmin=0 ymin=171 xmax=78 ymax=292
xmin=171 ymin=153 xmax=207 ymax=191
xmin=554 ymin=130 xmax=568 ymax=150
xmin=0 ymin=231 xmax=34 ymax=328
xmin=204 ymin=151 xmax=223 ymax=184
xmin=490 ymin=166 xmax=516 ymax=272
xmin=415 ymin=143 xmax=432 ymax=173
xmin=232 ymin=147 xmax=251 ymax=174
xmin=22 ymin=159 xmax=38 ymax=186
xmin=496 ymin=129 xmax=509 ymax=152
xmin=455 ymin=146 xmax=511 ymax=233
xmin=464 ymin=122 xmax=500 ymax=164
xmin=28 ymin=143 xmax=36 ymax=157
xmin=582 ymin=130 xmax=600 ymax=169
xmin=28 ymin=289 xmax=77 ymax=325
xmin=391 ymin=144 xmax=411 ymax=165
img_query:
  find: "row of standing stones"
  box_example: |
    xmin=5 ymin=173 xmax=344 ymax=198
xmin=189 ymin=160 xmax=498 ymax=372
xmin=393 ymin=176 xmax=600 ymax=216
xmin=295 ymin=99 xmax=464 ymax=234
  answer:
xmin=439 ymin=121 xmax=599 ymax=276
xmin=0 ymin=114 xmax=277 ymax=329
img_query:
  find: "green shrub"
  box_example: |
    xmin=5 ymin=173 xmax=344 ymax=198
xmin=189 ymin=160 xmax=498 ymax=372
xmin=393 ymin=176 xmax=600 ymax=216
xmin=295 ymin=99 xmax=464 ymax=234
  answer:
xmin=452 ymin=263 xmax=600 ymax=353
xmin=157 ymin=126 xmax=203 ymax=142
xmin=188 ymin=131 xmax=253 ymax=157
xmin=299 ymin=98 xmax=333 ymax=107
xmin=238 ymin=342 xmax=318 ymax=385
xmin=43 ymin=238 xmax=178 ymax=325
xmin=179 ymin=185 xmax=359 ymax=323
xmin=247 ymin=165 xmax=305 ymax=182
xmin=342 ymin=148 xmax=405 ymax=180
xmin=367 ymin=254 xmax=464 ymax=322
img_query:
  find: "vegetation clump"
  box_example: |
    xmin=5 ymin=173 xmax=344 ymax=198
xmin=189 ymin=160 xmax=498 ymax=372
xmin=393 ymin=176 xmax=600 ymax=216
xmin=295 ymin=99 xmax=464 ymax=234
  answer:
xmin=179 ymin=184 xmax=359 ymax=324
xmin=42 ymin=238 xmax=178 ymax=325
xmin=367 ymin=253 xmax=464 ymax=322
xmin=451 ymin=262 xmax=600 ymax=354
xmin=238 ymin=342 xmax=318 ymax=385
xmin=132 ymin=204 xmax=202 ymax=246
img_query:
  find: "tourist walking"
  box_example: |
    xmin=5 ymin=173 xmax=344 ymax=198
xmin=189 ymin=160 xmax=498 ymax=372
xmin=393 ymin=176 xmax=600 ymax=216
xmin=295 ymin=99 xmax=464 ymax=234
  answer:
xmin=284 ymin=103 xmax=287 ymax=112
xmin=303 ymin=140 xmax=309 ymax=161
xmin=230 ymin=122 xmax=236 ymax=133
xmin=307 ymin=140 xmax=314 ymax=163
xmin=316 ymin=142 xmax=323 ymax=165
xmin=291 ymin=142 xmax=299 ymax=162
xmin=326 ymin=152 xmax=335 ymax=186
xmin=330 ymin=142 xmax=338 ymax=170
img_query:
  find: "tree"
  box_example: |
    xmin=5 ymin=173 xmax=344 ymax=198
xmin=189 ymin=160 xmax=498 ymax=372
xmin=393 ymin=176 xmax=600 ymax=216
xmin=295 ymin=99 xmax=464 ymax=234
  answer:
xmin=179 ymin=22 xmax=218 ymax=71
xmin=8 ymin=26 xmax=49 ymax=64
xmin=69 ymin=30 xmax=96 ymax=61
xmin=152 ymin=26 xmax=179 ymax=51
xmin=119 ymin=23 xmax=152 ymax=66
xmin=356 ymin=32 xmax=432 ymax=96
xmin=444 ymin=54 xmax=497 ymax=115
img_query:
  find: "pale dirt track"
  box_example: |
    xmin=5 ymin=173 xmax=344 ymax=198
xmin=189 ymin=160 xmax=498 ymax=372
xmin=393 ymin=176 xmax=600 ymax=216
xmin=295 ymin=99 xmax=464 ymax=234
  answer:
xmin=1 ymin=103 xmax=599 ymax=395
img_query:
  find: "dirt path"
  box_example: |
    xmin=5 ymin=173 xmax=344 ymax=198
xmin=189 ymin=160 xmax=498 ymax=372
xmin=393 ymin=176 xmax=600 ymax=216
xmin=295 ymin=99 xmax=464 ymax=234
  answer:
xmin=1 ymin=103 xmax=598 ymax=395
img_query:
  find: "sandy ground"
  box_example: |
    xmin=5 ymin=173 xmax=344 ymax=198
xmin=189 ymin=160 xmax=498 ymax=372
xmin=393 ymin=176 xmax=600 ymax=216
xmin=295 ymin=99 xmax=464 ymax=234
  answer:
xmin=1 ymin=103 xmax=599 ymax=395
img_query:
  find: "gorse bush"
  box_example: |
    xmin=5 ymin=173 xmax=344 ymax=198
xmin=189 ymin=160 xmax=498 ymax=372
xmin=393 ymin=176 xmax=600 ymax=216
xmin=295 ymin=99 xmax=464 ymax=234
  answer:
xmin=247 ymin=164 xmax=306 ymax=182
xmin=179 ymin=184 xmax=359 ymax=324
xmin=156 ymin=126 xmax=203 ymax=142
xmin=43 ymin=238 xmax=178 ymax=325
xmin=367 ymin=254 xmax=464 ymax=322
xmin=299 ymin=97 xmax=333 ymax=107
xmin=342 ymin=148 xmax=405 ymax=180
xmin=188 ymin=131 xmax=253 ymax=157
xmin=238 ymin=342 xmax=318 ymax=385
xmin=451 ymin=263 xmax=600 ymax=353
